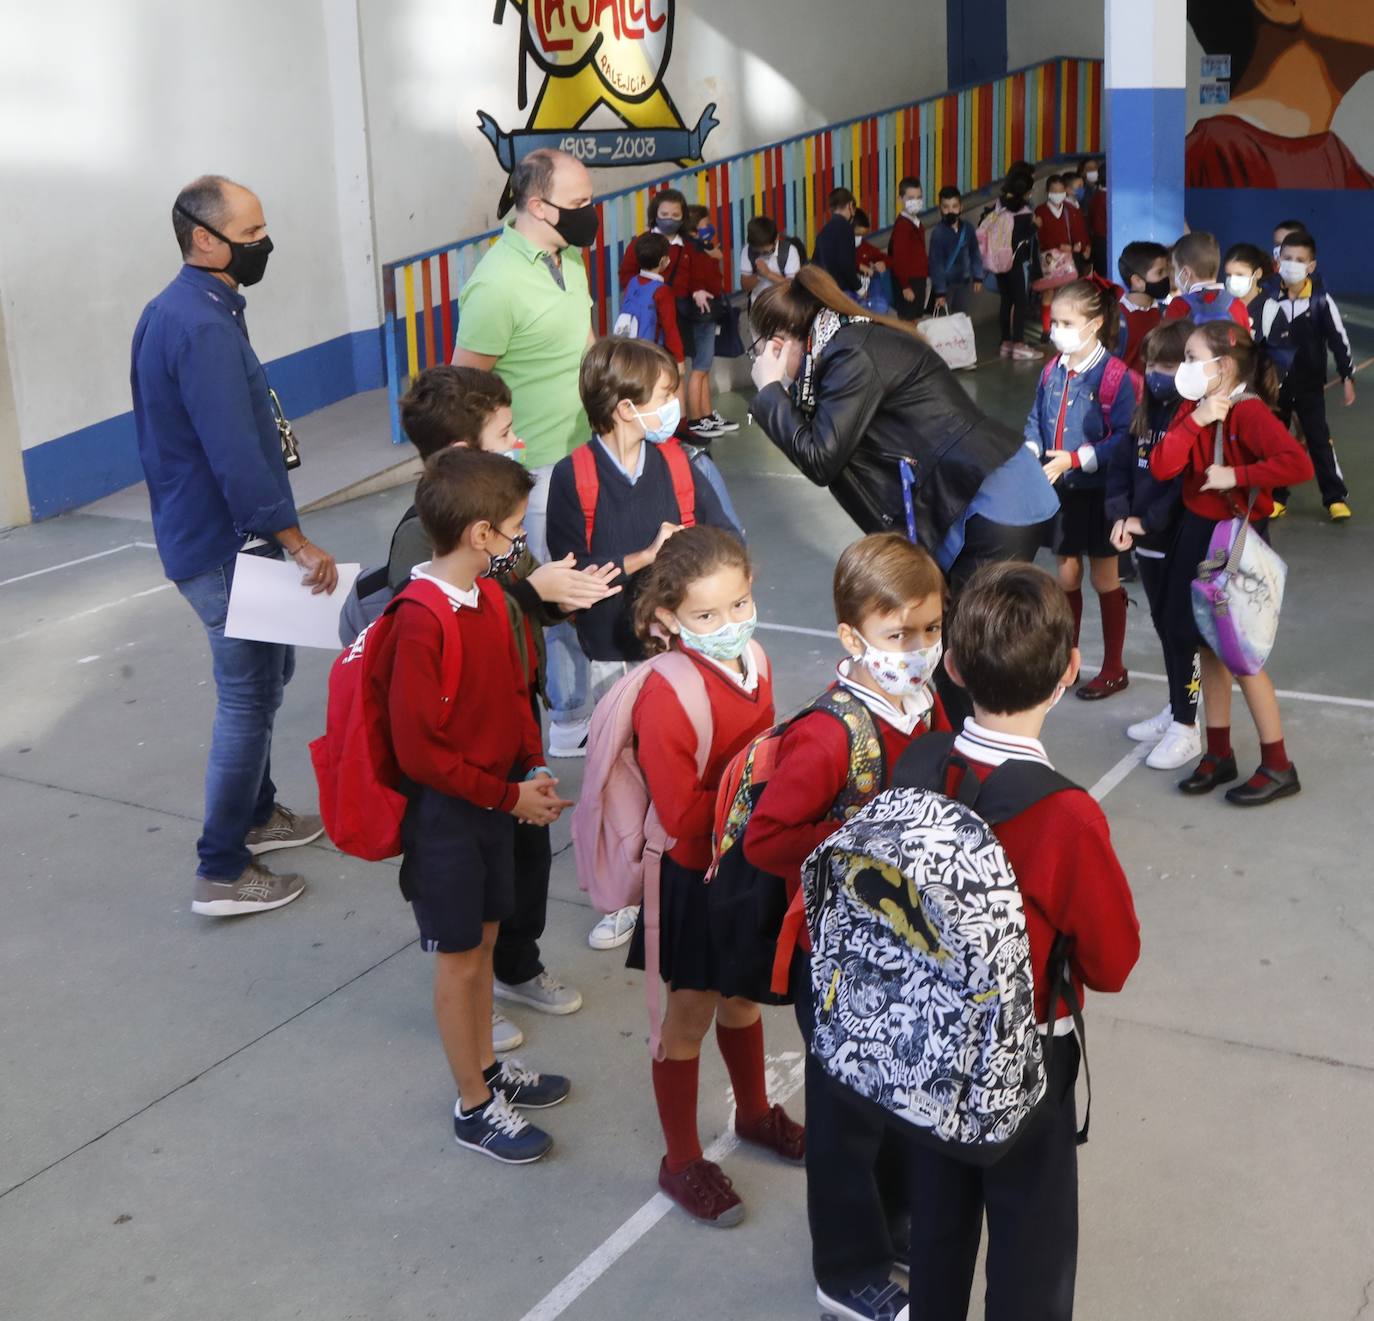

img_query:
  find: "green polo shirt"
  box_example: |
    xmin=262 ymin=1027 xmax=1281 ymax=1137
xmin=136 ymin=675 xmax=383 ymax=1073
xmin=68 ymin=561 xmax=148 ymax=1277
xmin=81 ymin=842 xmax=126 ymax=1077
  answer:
xmin=457 ymin=222 xmax=592 ymax=470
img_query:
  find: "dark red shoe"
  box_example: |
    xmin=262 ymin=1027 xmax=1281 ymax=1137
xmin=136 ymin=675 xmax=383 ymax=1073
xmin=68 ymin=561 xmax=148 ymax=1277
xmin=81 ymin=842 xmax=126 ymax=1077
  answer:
xmin=736 ymin=1104 xmax=806 ymax=1163
xmin=658 ymin=1157 xmax=745 ymax=1227
xmin=1076 ymin=670 xmax=1130 ymax=701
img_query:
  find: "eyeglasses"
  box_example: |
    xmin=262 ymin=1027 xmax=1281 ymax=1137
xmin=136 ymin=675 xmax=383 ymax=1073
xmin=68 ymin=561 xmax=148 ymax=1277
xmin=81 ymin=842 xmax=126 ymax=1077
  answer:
xmin=745 ymin=332 xmax=769 ymax=361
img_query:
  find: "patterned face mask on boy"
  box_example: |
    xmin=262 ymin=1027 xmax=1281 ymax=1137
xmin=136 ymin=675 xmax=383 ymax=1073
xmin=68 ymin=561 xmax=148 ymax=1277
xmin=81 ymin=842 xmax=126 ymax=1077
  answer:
xmin=676 ymin=609 xmax=758 ymax=664
xmin=484 ymin=528 xmax=527 ymax=578
xmin=855 ymin=633 xmax=943 ymax=698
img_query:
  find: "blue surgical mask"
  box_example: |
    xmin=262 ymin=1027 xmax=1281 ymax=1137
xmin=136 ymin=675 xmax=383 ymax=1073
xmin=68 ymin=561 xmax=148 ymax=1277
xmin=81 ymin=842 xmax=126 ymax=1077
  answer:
xmin=655 ymin=216 xmax=682 ymax=236
xmin=631 ymin=398 xmax=681 ymax=443
xmin=677 ymin=609 xmax=758 ymax=664
xmin=1145 ymin=370 xmax=1178 ymax=402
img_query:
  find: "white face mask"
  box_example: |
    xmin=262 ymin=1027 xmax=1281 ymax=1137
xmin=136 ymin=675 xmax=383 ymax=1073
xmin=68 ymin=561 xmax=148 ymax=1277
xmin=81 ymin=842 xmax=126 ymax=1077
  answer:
xmin=854 ymin=633 xmax=943 ymax=699
xmin=1279 ymin=259 xmax=1310 ymax=286
xmin=1050 ymin=320 xmax=1097 ymax=356
xmin=1084 ymin=170 xmax=1099 ymax=184
xmin=855 ymin=234 xmax=865 ymax=249
xmin=904 ymin=196 xmax=923 ymax=214
xmin=1047 ymin=192 xmax=1066 ymax=208
xmin=1272 ymin=243 xmax=1282 ymax=262
xmin=1175 ymin=357 xmax=1219 ymax=402
xmin=1225 ymin=273 xmax=1255 ymax=299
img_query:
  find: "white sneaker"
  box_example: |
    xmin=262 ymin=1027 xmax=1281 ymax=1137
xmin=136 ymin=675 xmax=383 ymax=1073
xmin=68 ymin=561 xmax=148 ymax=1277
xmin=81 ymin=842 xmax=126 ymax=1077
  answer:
xmin=548 ymin=717 xmax=590 ymax=758
xmin=1126 ymin=705 xmax=1173 ymax=743
xmin=492 ymin=1010 xmax=524 ymax=1054
xmin=588 ymin=906 xmax=639 ymax=951
xmin=495 ymin=970 xmax=583 ymax=1015
xmin=1146 ymin=722 xmax=1202 ymax=770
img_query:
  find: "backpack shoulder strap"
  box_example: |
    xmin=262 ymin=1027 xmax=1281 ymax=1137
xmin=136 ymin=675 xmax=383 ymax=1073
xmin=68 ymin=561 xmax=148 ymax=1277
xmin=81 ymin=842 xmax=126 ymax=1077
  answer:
xmin=890 ymin=729 xmax=957 ymax=790
xmin=386 ymin=579 xmax=463 ymax=724
xmin=969 ymin=758 xmax=1078 ymax=825
xmin=1098 ymin=355 xmax=1136 ymax=433
xmin=658 ymin=439 xmax=697 ymax=528
xmin=571 ymin=444 xmax=600 ymax=551
xmin=1039 ymin=357 xmax=1057 ymax=390
xmin=648 ymin=650 xmax=713 ymax=778
xmin=806 ymin=686 xmax=888 ymax=809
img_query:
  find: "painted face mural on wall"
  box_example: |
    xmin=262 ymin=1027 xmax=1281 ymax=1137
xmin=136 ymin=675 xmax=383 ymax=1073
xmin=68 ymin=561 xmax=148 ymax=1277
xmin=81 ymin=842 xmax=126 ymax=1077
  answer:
xmin=1186 ymin=0 xmax=1374 ymax=188
xmin=479 ymin=0 xmax=719 ymax=213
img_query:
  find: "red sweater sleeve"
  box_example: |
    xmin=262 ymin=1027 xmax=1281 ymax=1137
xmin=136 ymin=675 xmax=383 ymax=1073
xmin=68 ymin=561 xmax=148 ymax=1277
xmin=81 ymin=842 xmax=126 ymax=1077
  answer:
xmin=1227 ymin=399 xmax=1316 ymax=490
xmin=633 ymin=671 xmax=715 ymax=847
xmin=1151 ymin=403 xmax=1205 ymax=480
xmin=1162 ymin=298 xmax=1191 ymax=322
xmin=387 ymin=606 xmax=519 ymax=813
xmin=1069 ymin=205 xmax=1090 ymax=248
xmin=654 ymin=283 xmax=684 ymax=362
xmin=1228 ymin=298 xmax=1251 ymax=327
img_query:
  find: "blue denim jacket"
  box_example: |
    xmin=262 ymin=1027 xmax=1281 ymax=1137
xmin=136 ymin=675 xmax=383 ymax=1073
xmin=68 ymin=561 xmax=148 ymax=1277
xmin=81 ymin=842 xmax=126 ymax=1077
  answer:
xmin=1022 ymin=346 xmax=1137 ymax=491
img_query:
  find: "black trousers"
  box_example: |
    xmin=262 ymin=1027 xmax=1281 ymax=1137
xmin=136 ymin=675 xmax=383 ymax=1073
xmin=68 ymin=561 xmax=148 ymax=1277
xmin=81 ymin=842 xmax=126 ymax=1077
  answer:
xmin=906 ymin=1034 xmax=1082 ymax=1321
xmin=895 ymin=278 xmax=929 ymax=320
xmin=1137 ymin=550 xmax=1199 ymax=726
xmin=1275 ymin=381 xmax=1347 ymax=506
xmin=792 ymin=950 xmax=911 ymax=1292
xmin=492 ymin=697 xmax=552 ymax=986
xmin=998 ymin=259 xmax=1031 ymax=343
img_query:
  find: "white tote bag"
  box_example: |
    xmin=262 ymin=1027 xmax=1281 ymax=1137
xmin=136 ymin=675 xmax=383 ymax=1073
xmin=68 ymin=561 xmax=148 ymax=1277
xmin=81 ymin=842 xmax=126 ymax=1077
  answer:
xmin=917 ymin=308 xmax=977 ymax=371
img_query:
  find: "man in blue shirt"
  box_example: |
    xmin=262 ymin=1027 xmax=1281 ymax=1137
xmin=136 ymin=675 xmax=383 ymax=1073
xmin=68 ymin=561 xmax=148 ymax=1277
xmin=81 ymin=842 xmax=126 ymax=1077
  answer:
xmin=132 ymin=174 xmax=338 ymax=917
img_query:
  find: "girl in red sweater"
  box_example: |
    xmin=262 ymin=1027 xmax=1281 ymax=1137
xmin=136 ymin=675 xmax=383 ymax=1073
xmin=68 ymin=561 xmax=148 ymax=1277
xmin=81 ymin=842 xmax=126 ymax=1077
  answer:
xmin=1150 ymin=321 xmax=1315 ymax=806
xmin=743 ymin=533 xmax=948 ymax=1320
xmin=625 ymin=526 xmax=804 ymax=1227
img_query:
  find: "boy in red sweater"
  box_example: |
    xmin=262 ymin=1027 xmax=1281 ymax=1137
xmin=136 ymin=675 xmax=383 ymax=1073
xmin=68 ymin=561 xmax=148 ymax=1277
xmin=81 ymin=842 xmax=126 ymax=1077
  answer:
xmin=1164 ymin=231 xmax=1250 ymax=328
xmin=745 ymin=534 xmax=948 ymax=1321
xmin=618 ymin=232 xmax=685 ymax=367
xmin=1114 ymin=240 xmax=1170 ymax=371
xmin=893 ymin=562 xmax=1140 ymax=1321
xmin=888 ymin=176 xmax=930 ymax=321
xmin=374 ymin=448 xmax=576 ymax=1163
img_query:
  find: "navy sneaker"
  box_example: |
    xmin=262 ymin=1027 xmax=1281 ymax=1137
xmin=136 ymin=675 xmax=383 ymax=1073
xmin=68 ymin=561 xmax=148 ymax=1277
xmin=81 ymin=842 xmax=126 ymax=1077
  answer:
xmin=488 ymin=1058 xmax=571 ymax=1110
xmin=453 ymin=1093 xmax=552 ymax=1164
xmin=816 ymin=1278 xmax=910 ymax=1321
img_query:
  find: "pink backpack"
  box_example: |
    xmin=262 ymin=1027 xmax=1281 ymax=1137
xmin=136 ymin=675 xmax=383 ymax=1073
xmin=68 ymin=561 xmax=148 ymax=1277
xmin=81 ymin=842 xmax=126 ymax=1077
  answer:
xmin=571 ymin=643 xmax=768 ymax=1055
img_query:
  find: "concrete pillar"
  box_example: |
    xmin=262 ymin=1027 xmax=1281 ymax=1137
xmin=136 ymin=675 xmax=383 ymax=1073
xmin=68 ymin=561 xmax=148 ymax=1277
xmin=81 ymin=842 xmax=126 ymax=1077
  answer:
xmin=0 ymin=293 xmax=30 ymax=529
xmin=1104 ymin=0 xmax=1187 ymax=280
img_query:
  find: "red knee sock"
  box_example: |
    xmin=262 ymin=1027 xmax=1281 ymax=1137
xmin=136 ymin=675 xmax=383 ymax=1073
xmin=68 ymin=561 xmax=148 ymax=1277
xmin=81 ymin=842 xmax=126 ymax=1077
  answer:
xmin=716 ymin=1020 xmax=770 ymax=1128
xmin=1205 ymin=726 xmax=1233 ymax=761
xmin=1099 ymin=587 xmax=1128 ymax=678
xmin=1260 ymin=739 xmax=1291 ymax=772
xmin=1066 ymin=588 xmax=1084 ymax=649
xmin=652 ymin=1056 xmax=703 ymax=1174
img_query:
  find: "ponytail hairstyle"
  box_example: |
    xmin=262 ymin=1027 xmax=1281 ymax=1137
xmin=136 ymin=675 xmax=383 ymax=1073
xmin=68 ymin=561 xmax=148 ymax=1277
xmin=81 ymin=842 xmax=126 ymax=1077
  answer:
xmin=633 ymin=526 xmax=752 ymax=656
xmin=1191 ymin=319 xmax=1279 ymax=408
xmin=1050 ymin=278 xmax=1120 ymax=354
xmin=749 ymin=263 xmax=924 ymax=345
xmin=1129 ymin=318 xmax=1194 ymax=439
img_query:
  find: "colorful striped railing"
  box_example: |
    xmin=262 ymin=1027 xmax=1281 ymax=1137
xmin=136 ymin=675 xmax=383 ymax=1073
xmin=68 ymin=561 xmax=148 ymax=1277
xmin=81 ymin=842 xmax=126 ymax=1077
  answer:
xmin=381 ymin=56 xmax=1102 ymax=442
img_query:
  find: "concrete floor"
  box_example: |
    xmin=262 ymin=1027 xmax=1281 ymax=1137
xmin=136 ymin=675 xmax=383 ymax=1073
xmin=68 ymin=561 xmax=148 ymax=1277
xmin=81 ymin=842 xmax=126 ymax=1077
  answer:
xmin=2 ymin=310 xmax=1373 ymax=1321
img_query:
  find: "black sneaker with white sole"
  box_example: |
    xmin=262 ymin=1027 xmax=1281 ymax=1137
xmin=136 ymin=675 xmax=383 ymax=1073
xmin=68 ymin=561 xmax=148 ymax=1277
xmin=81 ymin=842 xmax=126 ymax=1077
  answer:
xmin=707 ymin=410 xmax=740 ymax=433
xmin=816 ymin=1278 xmax=910 ymax=1321
xmin=453 ymin=1093 xmax=553 ymax=1164
xmin=486 ymin=1058 xmax=571 ymax=1109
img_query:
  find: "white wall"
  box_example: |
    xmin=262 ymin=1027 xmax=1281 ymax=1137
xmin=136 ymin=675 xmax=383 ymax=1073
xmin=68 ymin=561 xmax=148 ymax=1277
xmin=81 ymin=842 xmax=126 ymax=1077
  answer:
xmin=1008 ymin=0 xmax=1103 ymax=68
xmin=358 ymin=0 xmax=949 ymax=265
xmin=0 ymin=0 xmax=377 ymax=455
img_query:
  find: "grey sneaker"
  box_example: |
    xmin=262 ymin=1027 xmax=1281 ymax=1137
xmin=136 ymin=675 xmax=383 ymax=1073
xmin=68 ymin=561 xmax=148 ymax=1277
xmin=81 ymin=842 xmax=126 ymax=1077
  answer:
xmin=493 ymin=1010 xmax=524 ymax=1054
xmin=192 ymin=861 xmax=306 ymax=917
xmin=494 ymin=971 xmax=583 ymax=1015
xmin=245 ymin=805 xmax=324 ymax=855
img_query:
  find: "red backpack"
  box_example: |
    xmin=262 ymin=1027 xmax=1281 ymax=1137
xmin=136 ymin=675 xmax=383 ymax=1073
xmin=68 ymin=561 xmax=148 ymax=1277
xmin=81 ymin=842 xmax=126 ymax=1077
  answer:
xmin=571 ymin=438 xmax=696 ymax=550
xmin=309 ymin=579 xmax=464 ymax=861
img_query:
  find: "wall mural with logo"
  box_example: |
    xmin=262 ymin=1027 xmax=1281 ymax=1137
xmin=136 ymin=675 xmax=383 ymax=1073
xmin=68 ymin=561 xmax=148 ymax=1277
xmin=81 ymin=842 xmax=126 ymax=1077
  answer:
xmin=478 ymin=0 xmax=719 ymax=212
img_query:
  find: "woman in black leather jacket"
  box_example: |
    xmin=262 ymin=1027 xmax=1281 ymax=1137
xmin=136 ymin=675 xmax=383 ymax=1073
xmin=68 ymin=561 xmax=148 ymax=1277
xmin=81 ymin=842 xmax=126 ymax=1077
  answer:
xmin=748 ymin=266 xmax=1058 ymax=589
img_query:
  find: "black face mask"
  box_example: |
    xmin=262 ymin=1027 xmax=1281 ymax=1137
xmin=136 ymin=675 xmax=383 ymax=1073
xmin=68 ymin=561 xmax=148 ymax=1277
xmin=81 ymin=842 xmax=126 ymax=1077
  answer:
xmin=941 ymin=211 xmax=961 ymax=227
xmin=541 ymin=198 xmax=600 ymax=249
xmin=1143 ymin=276 xmax=1171 ymax=300
xmin=484 ymin=529 xmax=528 ymax=579
xmin=176 ymin=203 xmax=273 ymax=287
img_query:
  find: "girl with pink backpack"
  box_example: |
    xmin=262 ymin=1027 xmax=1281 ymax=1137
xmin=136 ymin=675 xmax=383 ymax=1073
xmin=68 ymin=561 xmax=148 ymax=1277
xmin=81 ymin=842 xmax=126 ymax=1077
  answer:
xmin=573 ymin=526 xmax=804 ymax=1227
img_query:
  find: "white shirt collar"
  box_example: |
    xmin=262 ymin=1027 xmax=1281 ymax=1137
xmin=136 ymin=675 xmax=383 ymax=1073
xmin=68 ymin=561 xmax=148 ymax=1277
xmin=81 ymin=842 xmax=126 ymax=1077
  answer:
xmin=953 ymin=718 xmax=1053 ymax=768
xmin=640 ymin=270 xmax=665 ymax=283
xmin=410 ymin=563 xmax=480 ymax=610
xmin=1057 ymin=341 xmax=1106 ymax=374
xmin=836 ymin=658 xmax=933 ymax=736
xmin=698 ymin=643 xmax=759 ymax=692
xmin=596 ymin=435 xmax=647 ymax=485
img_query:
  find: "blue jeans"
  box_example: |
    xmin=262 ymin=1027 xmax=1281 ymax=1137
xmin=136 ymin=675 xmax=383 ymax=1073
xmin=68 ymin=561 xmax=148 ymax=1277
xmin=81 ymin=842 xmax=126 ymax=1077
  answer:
xmin=525 ymin=461 xmax=591 ymax=724
xmin=175 ymin=546 xmax=295 ymax=880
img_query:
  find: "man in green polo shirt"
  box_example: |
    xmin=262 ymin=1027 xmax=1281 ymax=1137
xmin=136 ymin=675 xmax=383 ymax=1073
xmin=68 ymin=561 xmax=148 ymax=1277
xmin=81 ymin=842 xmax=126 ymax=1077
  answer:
xmin=455 ymin=148 xmax=599 ymax=761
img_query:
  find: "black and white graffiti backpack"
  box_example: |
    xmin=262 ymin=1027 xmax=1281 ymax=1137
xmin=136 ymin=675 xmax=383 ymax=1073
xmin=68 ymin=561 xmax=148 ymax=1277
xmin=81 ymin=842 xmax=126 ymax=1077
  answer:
xmin=801 ymin=732 xmax=1086 ymax=1166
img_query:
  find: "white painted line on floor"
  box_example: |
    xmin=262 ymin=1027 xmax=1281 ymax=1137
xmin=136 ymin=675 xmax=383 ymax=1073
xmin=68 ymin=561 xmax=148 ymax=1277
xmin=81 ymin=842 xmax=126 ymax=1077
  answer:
xmin=1087 ymin=745 xmax=1150 ymax=802
xmin=0 ymin=541 xmax=158 ymax=589
xmin=0 ymin=583 xmax=173 ymax=645
xmin=757 ymin=620 xmax=834 ymax=640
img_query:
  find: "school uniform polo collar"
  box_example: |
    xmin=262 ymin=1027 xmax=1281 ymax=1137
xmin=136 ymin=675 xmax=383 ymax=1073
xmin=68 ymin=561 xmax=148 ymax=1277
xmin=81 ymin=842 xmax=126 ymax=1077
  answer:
xmin=410 ymin=563 xmax=480 ymax=610
xmin=696 ymin=642 xmax=759 ymax=693
xmin=953 ymin=718 xmax=1054 ymax=768
xmin=836 ymin=659 xmax=933 ymax=735
xmin=1057 ymin=342 xmax=1106 ymax=374
xmin=595 ymin=434 xmax=646 ymax=485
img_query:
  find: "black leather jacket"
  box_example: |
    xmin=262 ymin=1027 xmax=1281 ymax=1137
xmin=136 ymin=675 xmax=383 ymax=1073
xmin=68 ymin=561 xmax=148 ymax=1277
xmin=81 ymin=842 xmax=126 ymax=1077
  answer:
xmin=751 ymin=322 xmax=1025 ymax=549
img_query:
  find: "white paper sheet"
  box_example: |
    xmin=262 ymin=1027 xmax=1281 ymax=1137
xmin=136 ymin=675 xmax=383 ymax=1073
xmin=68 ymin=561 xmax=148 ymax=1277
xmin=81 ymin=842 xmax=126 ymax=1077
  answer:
xmin=224 ymin=553 xmax=361 ymax=650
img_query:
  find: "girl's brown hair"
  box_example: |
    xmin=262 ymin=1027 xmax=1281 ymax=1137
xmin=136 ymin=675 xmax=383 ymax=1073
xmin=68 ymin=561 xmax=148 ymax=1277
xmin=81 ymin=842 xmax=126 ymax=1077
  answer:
xmin=1050 ymin=278 xmax=1120 ymax=353
xmin=1191 ymin=319 xmax=1278 ymax=407
xmin=833 ymin=533 xmax=945 ymax=627
xmin=579 ymin=336 xmax=679 ymax=435
xmin=633 ymin=526 xmax=752 ymax=656
xmin=749 ymin=264 xmax=925 ymax=345
xmin=1129 ymin=319 xmax=1194 ymax=439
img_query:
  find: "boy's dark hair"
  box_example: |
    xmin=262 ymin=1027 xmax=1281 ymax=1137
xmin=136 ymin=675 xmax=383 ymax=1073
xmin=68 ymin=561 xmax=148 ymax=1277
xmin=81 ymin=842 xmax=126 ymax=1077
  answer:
xmin=852 ymin=208 xmax=871 ymax=229
xmin=746 ymin=215 xmax=778 ymax=248
xmin=833 ymin=533 xmax=945 ymax=628
xmin=400 ymin=366 xmax=512 ymax=459
xmin=1118 ymin=240 xmax=1169 ymax=287
xmin=414 ymin=447 xmax=533 ymax=557
xmin=1280 ymin=230 xmax=1317 ymax=259
xmin=1223 ymin=241 xmax=1269 ymax=273
xmin=898 ymin=176 xmax=921 ymax=195
xmin=1192 ymin=320 xmax=1279 ymax=407
xmin=647 ymin=187 xmax=686 ymax=225
xmin=829 ymin=187 xmax=855 ymax=211
xmin=634 ymin=526 xmax=751 ymax=655
xmin=1272 ymin=217 xmax=1306 ymax=237
xmin=1050 ymin=279 xmax=1120 ymax=354
xmin=1062 ymin=169 xmax=1084 ymax=186
xmin=580 ymin=336 xmax=679 ymax=435
xmin=947 ymin=564 xmax=1075 ymax=715
xmin=1172 ymin=230 xmax=1222 ymax=281
xmin=634 ymin=231 xmax=670 ymax=272
xmin=1045 ymin=173 xmax=1064 ymax=189
xmin=1129 ymin=319 xmax=1194 ymax=438
xmin=683 ymin=203 xmax=709 ymax=233
xmin=938 ymin=185 xmax=962 ymax=204
xmin=1078 ymin=156 xmax=1101 ymax=175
